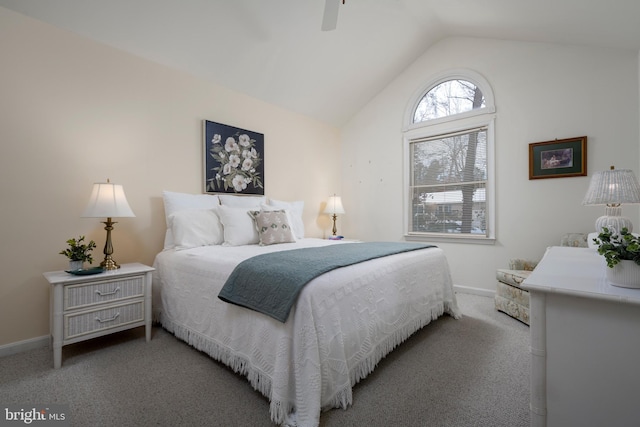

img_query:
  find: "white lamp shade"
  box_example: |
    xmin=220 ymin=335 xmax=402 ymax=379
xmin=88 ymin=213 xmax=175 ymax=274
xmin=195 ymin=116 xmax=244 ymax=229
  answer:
xmin=583 ymin=168 xmax=640 ymax=234
xmin=582 ymin=168 xmax=640 ymax=206
xmin=82 ymin=182 xmax=135 ymax=218
xmin=323 ymin=195 xmax=345 ymax=215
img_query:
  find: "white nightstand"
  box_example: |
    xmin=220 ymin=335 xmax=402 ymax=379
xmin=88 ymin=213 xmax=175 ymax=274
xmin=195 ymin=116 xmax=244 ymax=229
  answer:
xmin=43 ymin=263 xmax=154 ymax=369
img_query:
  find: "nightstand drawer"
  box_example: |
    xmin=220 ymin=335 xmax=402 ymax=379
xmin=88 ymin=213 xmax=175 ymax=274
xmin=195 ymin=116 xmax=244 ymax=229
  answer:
xmin=64 ymin=275 xmax=144 ymax=310
xmin=64 ymin=300 xmax=144 ymax=340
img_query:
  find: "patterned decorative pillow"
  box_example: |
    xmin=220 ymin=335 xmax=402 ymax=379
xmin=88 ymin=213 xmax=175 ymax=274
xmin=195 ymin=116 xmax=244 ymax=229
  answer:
xmin=249 ymin=209 xmax=296 ymax=246
xmin=266 ymin=199 xmax=305 ymax=239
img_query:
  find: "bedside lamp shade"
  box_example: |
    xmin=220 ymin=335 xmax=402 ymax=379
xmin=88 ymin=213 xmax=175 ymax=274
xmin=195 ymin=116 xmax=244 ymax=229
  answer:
xmin=582 ymin=166 xmax=640 ymax=234
xmin=82 ymin=180 xmax=135 ymax=270
xmin=323 ymin=195 xmax=345 ymax=216
xmin=323 ymin=194 xmax=345 ymax=236
xmin=82 ymin=182 xmax=135 ymax=219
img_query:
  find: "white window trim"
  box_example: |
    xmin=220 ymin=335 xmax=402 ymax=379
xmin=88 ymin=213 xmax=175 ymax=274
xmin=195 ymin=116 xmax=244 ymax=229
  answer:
xmin=402 ymin=69 xmax=496 ymax=244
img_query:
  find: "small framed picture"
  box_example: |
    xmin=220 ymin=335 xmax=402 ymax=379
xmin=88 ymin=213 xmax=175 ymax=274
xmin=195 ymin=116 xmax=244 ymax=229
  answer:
xmin=529 ymin=136 xmax=587 ymax=180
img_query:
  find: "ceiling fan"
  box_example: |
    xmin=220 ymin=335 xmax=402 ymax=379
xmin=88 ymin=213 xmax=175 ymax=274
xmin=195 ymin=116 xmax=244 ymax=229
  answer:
xmin=321 ymin=0 xmax=345 ymax=31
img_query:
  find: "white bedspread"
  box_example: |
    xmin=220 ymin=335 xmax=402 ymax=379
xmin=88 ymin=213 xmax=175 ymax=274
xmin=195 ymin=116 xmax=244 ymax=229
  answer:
xmin=152 ymin=238 xmax=460 ymax=426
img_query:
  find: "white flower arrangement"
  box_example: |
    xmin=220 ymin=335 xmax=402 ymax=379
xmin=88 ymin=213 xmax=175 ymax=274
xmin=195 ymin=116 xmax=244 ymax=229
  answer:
xmin=207 ymin=132 xmax=263 ymax=193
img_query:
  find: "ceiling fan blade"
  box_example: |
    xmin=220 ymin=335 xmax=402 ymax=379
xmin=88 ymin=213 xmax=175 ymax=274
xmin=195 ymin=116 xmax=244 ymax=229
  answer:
xmin=321 ymin=0 xmax=340 ymax=31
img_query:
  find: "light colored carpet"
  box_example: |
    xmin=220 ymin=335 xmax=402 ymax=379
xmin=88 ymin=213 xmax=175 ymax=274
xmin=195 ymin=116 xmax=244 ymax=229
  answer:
xmin=0 ymin=293 xmax=530 ymax=426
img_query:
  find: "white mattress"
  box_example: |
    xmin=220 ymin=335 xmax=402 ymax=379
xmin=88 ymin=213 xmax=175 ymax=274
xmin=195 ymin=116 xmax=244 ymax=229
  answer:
xmin=152 ymin=238 xmax=460 ymax=426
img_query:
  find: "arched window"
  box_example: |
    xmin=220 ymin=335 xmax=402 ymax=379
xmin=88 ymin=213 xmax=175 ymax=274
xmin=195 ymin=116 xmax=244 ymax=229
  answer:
xmin=403 ymin=70 xmax=496 ymax=243
xmin=413 ymin=79 xmax=486 ymax=123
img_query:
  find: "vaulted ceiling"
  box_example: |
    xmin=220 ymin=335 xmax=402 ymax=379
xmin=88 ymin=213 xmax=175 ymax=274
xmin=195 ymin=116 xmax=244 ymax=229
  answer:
xmin=2 ymin=0 xmax=640 ymax=126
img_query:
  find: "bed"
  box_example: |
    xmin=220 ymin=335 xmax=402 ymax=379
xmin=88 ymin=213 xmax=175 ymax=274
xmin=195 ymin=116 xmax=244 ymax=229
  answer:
xmin=152 ymin=192 xmax=461 ymax=426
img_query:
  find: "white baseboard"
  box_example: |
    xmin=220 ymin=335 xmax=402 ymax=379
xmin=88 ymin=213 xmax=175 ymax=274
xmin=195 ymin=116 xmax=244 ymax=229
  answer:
xmin=454 ymin=284 xmax=494 ymax=298
xmin=0 ymin=335 xmax=49 ymax=358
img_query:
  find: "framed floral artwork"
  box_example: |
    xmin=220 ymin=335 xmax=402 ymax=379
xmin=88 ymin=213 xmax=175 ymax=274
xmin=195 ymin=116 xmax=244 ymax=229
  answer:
xmin=203 ymin=120 xmax=264 ymax=194
xmin=528 ymin=136 xmax=587 ymax=180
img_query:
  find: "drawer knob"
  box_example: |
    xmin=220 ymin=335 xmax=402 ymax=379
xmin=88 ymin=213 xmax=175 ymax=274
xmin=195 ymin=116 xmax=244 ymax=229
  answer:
xmin=95 ymin=287 xmax=120 ymax=296
xmin=95 ymin=312 xmax=120 ymax=323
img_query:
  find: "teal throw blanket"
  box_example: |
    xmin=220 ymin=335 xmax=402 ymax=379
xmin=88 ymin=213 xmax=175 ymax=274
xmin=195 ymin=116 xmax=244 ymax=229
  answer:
xmin=218 ymin=242 xmax=435 ymax=322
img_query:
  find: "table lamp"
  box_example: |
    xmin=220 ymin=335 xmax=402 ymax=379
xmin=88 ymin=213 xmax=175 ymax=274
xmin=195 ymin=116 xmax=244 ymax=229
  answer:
xmin=82 ymin=179 xmax=135 ymax=270
xmin=323 ymin=194 xmax=345 ymax=236
xmin=582 ymin=166 xmax=640 ymax=234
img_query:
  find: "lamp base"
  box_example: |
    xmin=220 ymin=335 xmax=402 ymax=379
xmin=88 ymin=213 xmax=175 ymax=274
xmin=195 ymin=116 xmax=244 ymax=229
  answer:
xmin=595 ymin=206 xmax=633 ymax=234
xmin=99 ymin=217 xmax=121 ymax=270
xmin=331 ymin=214 xmax=338 ymax=236
xmin=100 ymin=256 xmax=120 ymax=270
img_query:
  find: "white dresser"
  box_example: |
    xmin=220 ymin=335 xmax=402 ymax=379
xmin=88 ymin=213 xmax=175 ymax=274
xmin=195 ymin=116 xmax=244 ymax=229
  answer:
xmin=44 ymin=263 xmax=154 ymax=368
xmin=522 ymin=246 xmax=640 ymax=427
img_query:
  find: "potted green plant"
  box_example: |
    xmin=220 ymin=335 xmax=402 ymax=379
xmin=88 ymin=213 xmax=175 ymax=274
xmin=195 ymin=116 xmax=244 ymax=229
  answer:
xmin=59 ymin=236 xmax=96 ymax=270
xmin=593 ymin=227 xmax=640 ymax=288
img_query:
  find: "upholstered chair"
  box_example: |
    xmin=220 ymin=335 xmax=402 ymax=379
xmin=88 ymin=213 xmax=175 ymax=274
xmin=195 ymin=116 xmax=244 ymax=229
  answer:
xmin=495 ymin=233 xmax=588 ymax=325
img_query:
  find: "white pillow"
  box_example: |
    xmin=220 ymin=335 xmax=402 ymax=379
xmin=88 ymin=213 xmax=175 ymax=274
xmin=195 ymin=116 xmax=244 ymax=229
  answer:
xmin=162 ymin=191 xmax=220 ymax=249
xmin=268 ymin=199 xmax=305 ymax=239
xmin=169 ymin=208 xmax=224 ymax=250
xmin=218 ymin=194 xmax=266 ymax=208
xmin=249 ymin=209 xmax=296 ymax=246
xmin=217 ymin=205 xmax=260 ymax=246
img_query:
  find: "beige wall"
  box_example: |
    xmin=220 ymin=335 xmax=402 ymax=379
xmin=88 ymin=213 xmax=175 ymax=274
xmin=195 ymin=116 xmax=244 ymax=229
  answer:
xmin=341 ymin=37 xmax=640 ymax=292
xmin=0 ymin=7 xmax=340 ymax=346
